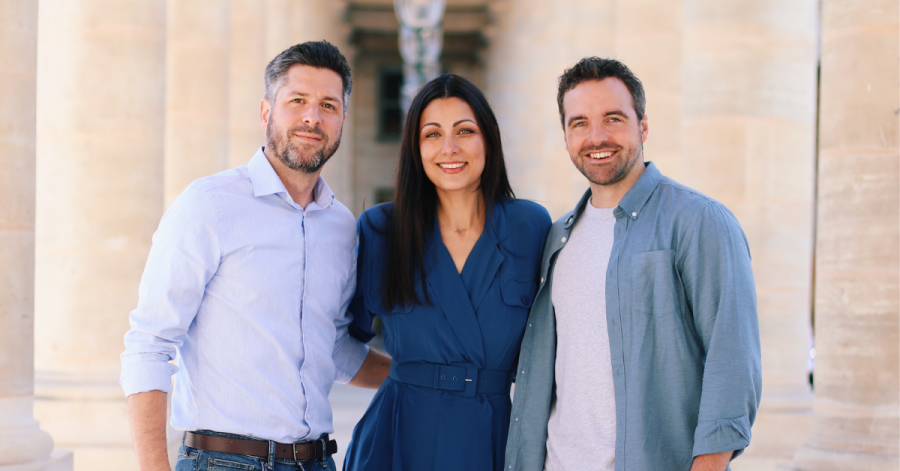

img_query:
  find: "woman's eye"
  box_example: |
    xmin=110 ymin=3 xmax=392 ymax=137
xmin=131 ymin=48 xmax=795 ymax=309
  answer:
xmin=459 ymin=128 xmax=474 ymax=135
xmin=425 ymin=132 xmax=439 ymax=138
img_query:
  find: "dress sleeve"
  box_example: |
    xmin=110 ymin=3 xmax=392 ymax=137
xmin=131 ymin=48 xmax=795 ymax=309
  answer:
xmin=348 ymin=215 xmax=378 ymax=343
xmin=679 ymin=202 xmax=762 ymax=459
xmin=119 ymin=185 xmax=221 ymax=397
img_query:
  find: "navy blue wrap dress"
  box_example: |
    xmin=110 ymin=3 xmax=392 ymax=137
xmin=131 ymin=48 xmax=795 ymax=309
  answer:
xmin=343 ymin=199 xmax=551 ymax=471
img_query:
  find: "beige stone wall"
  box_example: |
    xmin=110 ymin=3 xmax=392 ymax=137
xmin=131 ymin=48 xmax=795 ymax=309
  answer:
xmin=795 ymin=0 xmax=900 ymax=469
xmin=33 ymin=1 xmax=166 ymax=470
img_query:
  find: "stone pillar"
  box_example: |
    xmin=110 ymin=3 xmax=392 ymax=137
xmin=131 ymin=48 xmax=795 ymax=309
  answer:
xmin=794 ymin=1 xmax=900 ymax=469
xmin=483 ymin=0 xmax=616 ymax=219
xmin=164 ymin=0 xmax=230 ymax=208
xmin=613 ymin=0 xmax=684 ymax=182
xmin=228 ymin=0 xmax=267 ymax=168
xmin=681 ymin=1 xmax=819 ymax=468
xmin=33 ymin=1 xmax=166 ymax=470
xmin=0 ymin=2 xmax=72 ymax=469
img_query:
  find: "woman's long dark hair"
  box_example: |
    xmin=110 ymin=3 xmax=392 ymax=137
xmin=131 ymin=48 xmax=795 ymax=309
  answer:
xmin=381 ymin=73 xmax=514 ymax=309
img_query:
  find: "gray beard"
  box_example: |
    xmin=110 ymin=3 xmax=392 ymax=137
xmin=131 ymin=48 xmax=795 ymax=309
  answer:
xmin=266 ymin=123 xmax=341 ymax=174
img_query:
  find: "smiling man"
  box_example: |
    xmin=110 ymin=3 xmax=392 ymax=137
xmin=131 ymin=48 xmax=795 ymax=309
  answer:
xmin=505 ymin=58 xmax=762 ymax=471
xmin=120 ymin=41 xmax=390 ymax=471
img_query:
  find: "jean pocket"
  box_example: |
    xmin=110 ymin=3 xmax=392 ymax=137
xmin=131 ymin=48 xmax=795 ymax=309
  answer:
xmin=175 ymin=454 xmax=198 ymax=471
xmin=631 ymin=250 xmax=679 ymax=318
xmin=207 ymin=457 xmax=260 ymax=471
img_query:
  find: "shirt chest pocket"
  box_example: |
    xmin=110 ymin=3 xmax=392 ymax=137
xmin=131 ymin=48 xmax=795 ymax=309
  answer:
xmin=631 ymin=250 xmax=680 ymax=318
xmin=500 ymin=279 xmax=537 ymax=310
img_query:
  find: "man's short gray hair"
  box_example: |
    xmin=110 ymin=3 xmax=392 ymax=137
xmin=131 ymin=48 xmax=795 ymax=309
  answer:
xmin=264 ymin=41 xmax=352 ymax=111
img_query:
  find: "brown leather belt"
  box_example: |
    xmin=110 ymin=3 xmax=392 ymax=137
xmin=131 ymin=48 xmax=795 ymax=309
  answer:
xmin=184 ymin=431 xmax=337 ymax=461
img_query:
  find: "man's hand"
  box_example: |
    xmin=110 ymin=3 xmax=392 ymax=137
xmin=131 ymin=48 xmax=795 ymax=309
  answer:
xmin=690 ymin=451 xmax=733 ymax=471
xmin=127 ymin=390 xmax=171 ymax=471
xmin=348 ymin=348 xmax=391 ymax=389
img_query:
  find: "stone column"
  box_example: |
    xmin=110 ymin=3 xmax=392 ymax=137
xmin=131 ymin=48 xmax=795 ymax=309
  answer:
xmin=681 ymin=1 xmax=820 ymax=467
xmin=33 ymin=1 xmax=166 ymax=470
xmin=613 ymin=0 xmax=684 ymax=182
xmin=483 ymin=0 xmax=616 ymax=219
xmin=164 ymin=0 xmax=230 ymax=208
xmin=0 ymin=2 xmax=71 ymax=469
xmin=228 ymin=0 xmax=267 ymax=168
xmin=794 ymin=1 xmax=900 ymax=469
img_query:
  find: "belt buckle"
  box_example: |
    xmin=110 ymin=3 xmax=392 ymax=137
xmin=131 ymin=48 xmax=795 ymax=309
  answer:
xmin=292 ymin=441 xmax=301 ymax=462
xmin=463 ymin=364 xmax=478 ymax=397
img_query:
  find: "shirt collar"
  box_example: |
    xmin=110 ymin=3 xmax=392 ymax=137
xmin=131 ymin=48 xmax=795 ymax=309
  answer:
xmin=615 ymin=161 xmax=662 ymax=221
xmin=566 ymin=161 xmax=662 ymax=228
xmin=247 ymin=147 xmax=335 ymax=210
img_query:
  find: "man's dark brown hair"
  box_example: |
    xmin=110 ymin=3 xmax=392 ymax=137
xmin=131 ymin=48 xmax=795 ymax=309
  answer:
xmin=557 ymin=57 xmax=646 ymax=126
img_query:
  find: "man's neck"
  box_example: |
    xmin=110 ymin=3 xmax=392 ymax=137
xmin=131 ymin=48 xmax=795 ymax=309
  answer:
xmin=263 ymin=148 xmax=321 ymax=209
xmin=589 ymin=161 xmax=646 ymax=209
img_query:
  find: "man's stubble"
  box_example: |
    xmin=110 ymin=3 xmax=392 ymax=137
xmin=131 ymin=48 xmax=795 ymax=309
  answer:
xmin=266 ymin=119 xmax=342 ymax=174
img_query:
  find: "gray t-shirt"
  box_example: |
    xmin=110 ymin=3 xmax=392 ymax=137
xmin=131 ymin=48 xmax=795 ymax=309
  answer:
xmin=545 ymin=201 xmax=616 ymax=471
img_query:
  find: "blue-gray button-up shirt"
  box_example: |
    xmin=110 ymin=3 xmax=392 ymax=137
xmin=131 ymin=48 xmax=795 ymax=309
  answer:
xmin=506 ymin=162 xmax=762 ymax=471
xmin=120 ymin=149 xmax=369 ymax=443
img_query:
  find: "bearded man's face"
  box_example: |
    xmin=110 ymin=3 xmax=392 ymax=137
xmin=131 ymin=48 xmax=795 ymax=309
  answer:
xmin=263 ymin=65 xmax=345 ymax=174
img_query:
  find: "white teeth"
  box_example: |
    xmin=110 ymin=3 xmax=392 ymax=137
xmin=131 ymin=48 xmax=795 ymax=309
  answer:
xmin=438 ymin=162 xmax=466 ymax=169
xmin=588 ymin=151 xmax=614 ymax=159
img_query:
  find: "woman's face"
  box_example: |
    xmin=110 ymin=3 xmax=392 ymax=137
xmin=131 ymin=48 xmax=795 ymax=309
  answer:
xmin=418 ymin=97 xmax=486 ymax=196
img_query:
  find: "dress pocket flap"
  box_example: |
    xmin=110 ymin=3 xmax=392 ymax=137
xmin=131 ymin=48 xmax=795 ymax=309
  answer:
xmin=500 ymin=279 xmax=538 ymax=308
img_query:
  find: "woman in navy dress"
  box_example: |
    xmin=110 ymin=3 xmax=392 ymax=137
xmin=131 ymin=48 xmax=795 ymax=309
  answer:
xmin=343 ymin=74 xmax=551 ymax=471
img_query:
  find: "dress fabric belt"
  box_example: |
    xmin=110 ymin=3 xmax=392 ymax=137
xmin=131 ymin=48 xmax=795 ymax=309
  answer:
xmin=390 ymin=361 xmax=512 ymax=397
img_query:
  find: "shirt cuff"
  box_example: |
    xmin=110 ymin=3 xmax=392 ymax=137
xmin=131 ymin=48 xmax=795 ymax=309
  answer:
xmin=692 ymin=415 xmax=752 ymax=458
xmin=120 ymin=356 xmax=179 ymax=397
xmin=332 ymin=338 xmax=370 ymax=384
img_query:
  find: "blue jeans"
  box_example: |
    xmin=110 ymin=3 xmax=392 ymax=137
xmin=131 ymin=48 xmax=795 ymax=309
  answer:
xmin=175 ymin=431 xmax=337 ymax=471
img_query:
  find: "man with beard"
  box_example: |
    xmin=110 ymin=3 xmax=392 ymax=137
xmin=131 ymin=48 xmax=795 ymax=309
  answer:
xmin=121 ymin=41 xmax=391 ymax=471
xmin=505 ymin=58 xmax=761 ymax=471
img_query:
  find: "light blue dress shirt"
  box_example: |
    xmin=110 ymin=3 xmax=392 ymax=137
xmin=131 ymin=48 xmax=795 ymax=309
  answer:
xmin=120 ymin=148 xmax=369 ymax=443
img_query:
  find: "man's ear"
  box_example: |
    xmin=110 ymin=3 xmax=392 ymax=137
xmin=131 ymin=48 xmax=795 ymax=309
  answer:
xmin=260 ymin=98 xmax=271 ymax=130
xmin=640 ymin=114 xmax=649 ymax=143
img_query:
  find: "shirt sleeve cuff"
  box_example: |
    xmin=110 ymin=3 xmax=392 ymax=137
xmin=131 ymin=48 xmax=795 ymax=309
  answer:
xmin=692 ymin=415 xmax=752 ymax=458
xmin=119 ymin=357 xmax=179 ymax=397
xmin=332 ymin=338 xmax=370 ymax=384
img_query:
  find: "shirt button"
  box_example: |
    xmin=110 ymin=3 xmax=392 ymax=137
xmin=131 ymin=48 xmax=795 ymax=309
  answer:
xmin=631 ymin=211 xmax=637 ymax=217
xmin=521 ymin=295 xmax=530 ymax=305
xmin=561 ymin=237 xmax=567 ymax=243
xmin=521 ymin=370 xmax=525 ymax=374
xmin=541 ymin=277 xmax=545 ymax=283
xmin=529 ymin=323 xmax=532 ymax=327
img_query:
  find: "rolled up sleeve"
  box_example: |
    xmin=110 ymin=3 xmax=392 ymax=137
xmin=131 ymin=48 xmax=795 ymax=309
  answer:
xmin=120 ymin=185 xmax=221 ymax=397
xmin=680 ymin=202 xmax=762 ymax=459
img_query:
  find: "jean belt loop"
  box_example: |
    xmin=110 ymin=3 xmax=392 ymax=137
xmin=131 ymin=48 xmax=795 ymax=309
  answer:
xmin=267 ymin=439 xmax=276 ymax=470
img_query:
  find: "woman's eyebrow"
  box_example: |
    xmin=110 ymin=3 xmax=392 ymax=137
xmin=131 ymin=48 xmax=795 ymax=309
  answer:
xmin=453 ymin=119 xmax=476 ymax=127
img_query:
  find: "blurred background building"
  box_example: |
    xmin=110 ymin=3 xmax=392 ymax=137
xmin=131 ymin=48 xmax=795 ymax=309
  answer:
xmin=0 ymin=0 xmax=897 ymax=470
